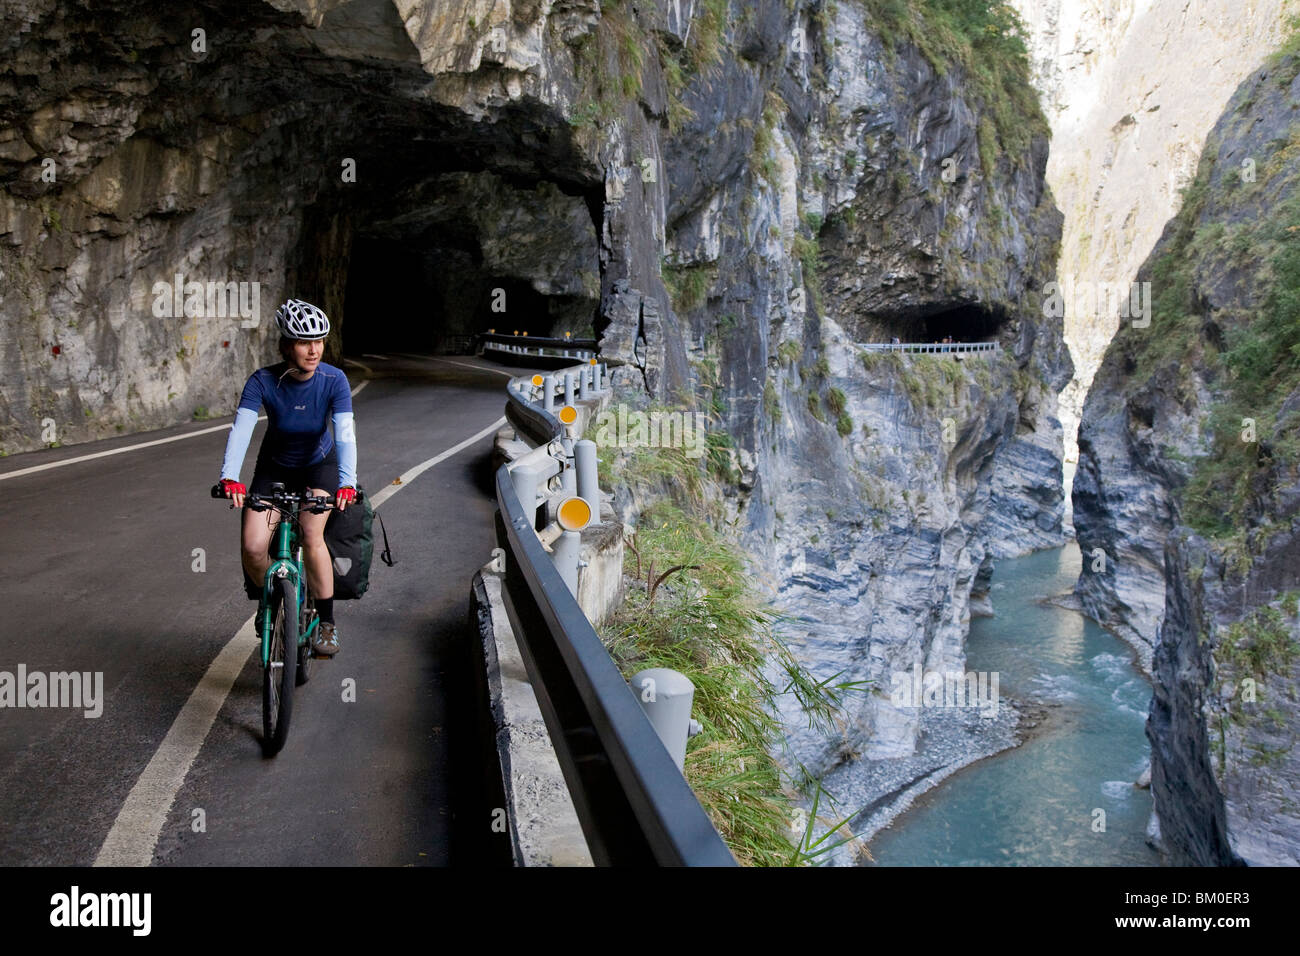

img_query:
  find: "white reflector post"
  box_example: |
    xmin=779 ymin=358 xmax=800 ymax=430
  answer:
xmin=575 ymin=440 xmax=598 ymax=518
xmin=632 ymin=668 xmax=696 ymax=771
xmin=510 ymin=464 xmax=542 ymax=529
xmin=552 ymin=529 xmax=581 ymax=596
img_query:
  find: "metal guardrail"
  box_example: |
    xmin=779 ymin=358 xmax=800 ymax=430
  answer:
xmin=859 ymin=341 xmax=999 ymax=354
xmin=480 ymin=331 xmax=600 ymax=362
xmin=490 ymin=363 xmax=737 ymax=867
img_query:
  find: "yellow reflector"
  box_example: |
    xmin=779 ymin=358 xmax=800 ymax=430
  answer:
xmin=558 ymin=405 xmax=578 ymax=424
xmin=522 ymin=331 xmax=528 ymax=336
xmin=557 ymin=496 xmax=592 ymax=531
xmin=531 ymin=374 xmax=544 ymax=386
xmin=589 ymin=357 xmax=597 ymax=365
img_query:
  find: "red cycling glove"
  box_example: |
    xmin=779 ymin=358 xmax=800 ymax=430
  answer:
xmin=219 ymin=478 xmax=246 ymax=497
xmin=336 ymin=486 xmax=357 ymax=506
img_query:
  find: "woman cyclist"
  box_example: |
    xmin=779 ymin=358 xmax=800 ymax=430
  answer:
xmin=216 ymin=299 xmax=358 ymax=657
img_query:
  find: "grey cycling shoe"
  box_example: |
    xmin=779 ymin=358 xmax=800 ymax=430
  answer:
xmin=312 ymin=621 xmax=340 ymax=657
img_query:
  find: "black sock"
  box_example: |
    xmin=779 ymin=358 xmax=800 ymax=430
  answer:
xmin=317 ymin=598 xmax=334 ymax=625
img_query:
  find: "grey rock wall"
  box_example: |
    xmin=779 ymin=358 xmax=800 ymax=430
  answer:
xmin=1074 ymin=52 xmax=1300 ymax=865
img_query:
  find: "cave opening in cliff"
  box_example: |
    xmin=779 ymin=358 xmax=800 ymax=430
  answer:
xmin=337 ymin=169 xmax=602 ymax=358
xmin=887 ymin=304 xmax=1011 ymax=344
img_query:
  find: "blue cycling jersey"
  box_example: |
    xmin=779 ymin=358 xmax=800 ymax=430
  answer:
xmin=238 ymin=361 xmax=351 ymax=467
xmin=219 ymin=361 xmax=357 ymax=487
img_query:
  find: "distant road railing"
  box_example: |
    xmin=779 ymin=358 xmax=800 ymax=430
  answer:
xmin=859 ymin=341 xmax=999 ymax=354
xmin=490 ymin=363 xmax=737 ymax=866
xmin=481 ymin=331 xmax=600 ymax=362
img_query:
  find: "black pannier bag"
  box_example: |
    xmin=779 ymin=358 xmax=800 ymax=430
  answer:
xmin=323 ymin=488 xmax=395 ymax=599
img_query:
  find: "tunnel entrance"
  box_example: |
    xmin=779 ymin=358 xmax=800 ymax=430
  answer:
xmin=338 ymin=170 xmax=601 ymax=359
xmin=868 ymin=304 xmax=1011 ymax=344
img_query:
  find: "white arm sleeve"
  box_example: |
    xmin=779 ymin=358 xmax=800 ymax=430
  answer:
xmin=333 ymin=411 xmax=357 ymax=487
xmin=220 ymin=408 xmax=259 ymax=481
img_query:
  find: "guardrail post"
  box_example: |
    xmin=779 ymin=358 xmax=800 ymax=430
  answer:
xmin=575 ymin=368 xmax=585 ymax=401
xmin=543 ymin=374 xmax=555 ymax=413
xmin=552 ymin=529 xmax=581 ymax=596
xmin=631 ymin=668 xmax=699 ymax=771
xmin=565 ymin=372 xmax=575 ymax=407
xmin=560 ymin=437 xmax=577 ymax=495
xmin=595 ymin=363 xmax=604 ymax=391
xmin=510 ymin=465 xmax=542 ymax=528
xmin=585 ymin=364 xmax=595 ymax=393
xmin=575 ymin=439 xmax=598 ymax=517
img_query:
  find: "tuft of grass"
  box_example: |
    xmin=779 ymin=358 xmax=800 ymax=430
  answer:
xmin=807 ymin=393 xmax=826 ymax=423
xmin=1217 ymin=604 xmax=1299 ymax=676
xmin=777 ymin=340 xmax=802 ymax=367
xmin=662 ymin=261 xmax=716 ymax=313
xmin=763 ymin=381 xmax=782 ymax=423
xmin=601 ymin=495 xmax=864 ymax=865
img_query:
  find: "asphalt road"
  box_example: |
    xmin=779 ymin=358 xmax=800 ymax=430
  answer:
xmin=0 ymin=354 xmax=530 ymax=866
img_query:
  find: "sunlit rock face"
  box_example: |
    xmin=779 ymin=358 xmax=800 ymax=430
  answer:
xmin=1074 ymin=51 xmax=1300 ymax=865
xmin=1008 ymin=0 xmax=1294 ymax=512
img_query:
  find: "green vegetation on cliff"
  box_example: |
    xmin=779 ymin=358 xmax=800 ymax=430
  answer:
xmin=1121 ymin=97 xmax=1300 ymax=539
xmin=855 ymin=0 xmax=1046 ymax=174
xmin=594 ymin=431 xmax=866 ymax=865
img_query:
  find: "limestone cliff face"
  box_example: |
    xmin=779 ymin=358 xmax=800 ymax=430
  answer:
xmin=0 ymin=0 xmax=643 ymax=448
xmin=649 ymin=1 xmax=1070 ymax=776
xmin=1074 ymin=51 xmax=1300 ymax=864
xmin=1007 ymin=0 xmax=1295 ymax=507
xmin=4 ymin=2 xmax=1070 ymax=811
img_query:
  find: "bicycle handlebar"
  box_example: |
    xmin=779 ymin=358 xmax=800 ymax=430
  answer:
xmin=210 ymin=483 xmax=363 ymax=513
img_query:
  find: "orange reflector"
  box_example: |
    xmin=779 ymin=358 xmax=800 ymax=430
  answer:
xmin=558 ymin=405 xmax=578 ymax=425
xmin=531 ymin=374 xmax=544 ymax=386
xmin=522 ymin=331 xmax=528 ymax=336
xmin=589 ymin=357 xmax=597 ymax=365
xmin=557 ymin=496 xmax=592 ymax=531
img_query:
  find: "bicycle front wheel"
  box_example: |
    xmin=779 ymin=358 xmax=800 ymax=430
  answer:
xmin=296 ymin=594 xmax=314 ymax=686
xmin=262 ymin=576 xmax=298 ymax=756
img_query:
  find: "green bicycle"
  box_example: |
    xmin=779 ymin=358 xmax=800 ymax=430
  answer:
xmin=211 ymin=481 xmax=359 ymax=756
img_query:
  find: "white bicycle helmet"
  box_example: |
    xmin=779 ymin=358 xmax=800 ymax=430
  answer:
xmin=275 ymin=299 xmax=330 ymax=340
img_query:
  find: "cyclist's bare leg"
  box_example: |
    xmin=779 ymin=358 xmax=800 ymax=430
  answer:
xmin=299 ymin=487 xmax=334 ymax=601
xmin=241 ymin=504 xmax=279 ymax=586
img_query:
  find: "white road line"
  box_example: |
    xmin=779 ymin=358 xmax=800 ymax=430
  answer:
xmin=93 ymin=620 xmax=258 ymax=866
xmin=361 ymin=353 xmax=390 ymax=361
xmin=369 ymin=416 xmax=505 ymax=508
xmin=0 ymin=380 xmax=368 ymax=482
xmin=92 ymin=414 xmax=508 ymax=867
xmin=426 ymin=357 xmax=516 ymax=379
xmin=344 ymin=357 xmax=373 ymax=375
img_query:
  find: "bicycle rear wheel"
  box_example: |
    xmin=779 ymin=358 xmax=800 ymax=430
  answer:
xmin=262 ymin=576 xmax=298 ymax=756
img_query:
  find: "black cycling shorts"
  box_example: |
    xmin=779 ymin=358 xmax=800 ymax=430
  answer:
xmin=246 ymin=446 xmax=338 ymax=502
